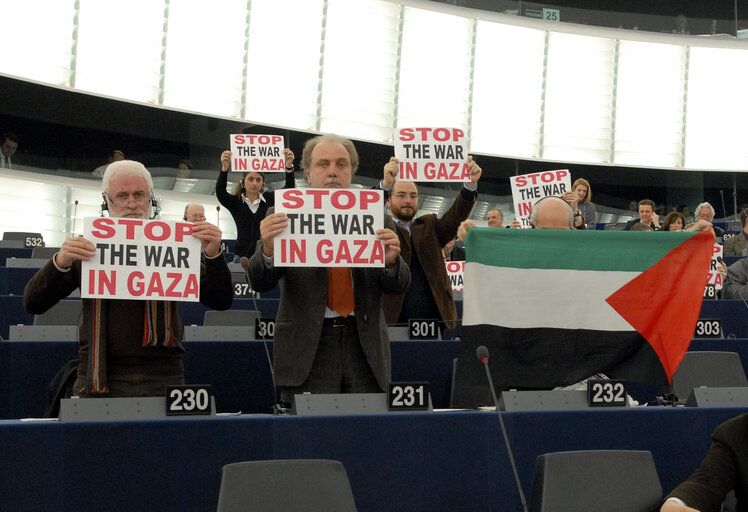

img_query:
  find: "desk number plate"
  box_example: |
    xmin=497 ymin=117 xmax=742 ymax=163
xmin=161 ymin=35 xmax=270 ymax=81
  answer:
xmin=166 ymin=385 xmax=212 ymax=416
xmin=694 ymin=318 xmax=723 ymax=338
xmin=388 ymin=382 xmax=430 ymax=411
xmin=408 ymin=319 xmax=438 ymax=339
xmin=255 ymin=318 xmax=275 ymax=339
xmin=587 ymin=379 xmax=627 ymax=407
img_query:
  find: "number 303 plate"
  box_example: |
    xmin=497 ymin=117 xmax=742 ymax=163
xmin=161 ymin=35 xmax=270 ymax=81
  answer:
xmin=166 ymin=385 xmax=214 ymax=416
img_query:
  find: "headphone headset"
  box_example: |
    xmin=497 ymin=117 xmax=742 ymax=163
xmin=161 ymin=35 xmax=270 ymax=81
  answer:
xmin=101 ymin=193 xmax=160 ymax=219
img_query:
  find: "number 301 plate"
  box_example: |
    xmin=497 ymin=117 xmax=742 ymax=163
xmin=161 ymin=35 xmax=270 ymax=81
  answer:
xmin=587 ymin=379 xmax=628 ymax=407
xmin=166 ymin=385 xmax=214 ymax=416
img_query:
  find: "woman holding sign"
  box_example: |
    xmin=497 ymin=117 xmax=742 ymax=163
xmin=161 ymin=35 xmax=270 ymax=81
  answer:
xmin=216 ymin=148 xmax=295 ymax=259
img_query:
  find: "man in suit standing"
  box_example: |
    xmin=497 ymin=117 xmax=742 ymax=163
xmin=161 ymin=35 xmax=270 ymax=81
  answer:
xmin=378 ymin=156 xmax=480 ymax=331
xmin=724 ymin=209 xmax=748 ymax=257
xmin=248 ymin=134 xmax=410 ymax=407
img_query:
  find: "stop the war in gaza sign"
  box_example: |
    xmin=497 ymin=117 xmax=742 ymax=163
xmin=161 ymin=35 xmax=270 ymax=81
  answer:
xmin=230 ymin=134 xmax=286 ymax=172
xmin=394 ymin=127 xmax=470 ymax=183
xmin=510 ymin=169 xmax=571 ymax=228
xmin=82 ymin=217 xmax=202 ymax=301
xmin=273 ymin=188 xmax=385 ymax=267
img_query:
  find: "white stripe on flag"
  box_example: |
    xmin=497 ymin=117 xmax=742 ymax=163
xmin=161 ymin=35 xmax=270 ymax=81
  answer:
xmin=463 ymin=262 xmax=637 ymax=331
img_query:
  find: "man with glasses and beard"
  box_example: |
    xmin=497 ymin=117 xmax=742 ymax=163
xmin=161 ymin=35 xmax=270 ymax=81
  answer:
xmin=24 ymin=160 xmax=233 ymax=397
xmin=379 ymin=156 xmax=481 ymax=332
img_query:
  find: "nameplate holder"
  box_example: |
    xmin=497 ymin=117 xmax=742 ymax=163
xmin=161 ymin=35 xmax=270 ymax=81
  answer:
xmin=291 ymin=392 xmax=432 ymax=416
xmin=59 ymin=394 xmax=216 ymax=422
xmin=685 ymin=387 xmax=748 ymax=407
xmin=500 ymin=390 xmax=628 ymax=412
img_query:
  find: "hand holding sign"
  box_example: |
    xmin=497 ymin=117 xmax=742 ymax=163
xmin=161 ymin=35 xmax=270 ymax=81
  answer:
xmin=383 ymin=157 xmax=398 ymax=189
xmin=376 ymin=228 xmax=401 ymax=266
xmin=191 ymin=221 xmax=223 ymax=258
xmin=260 ymin=212 xmax=289 ymax=258
xmin=283 ymin=148 xmax=295 ymax=171
xmin=220 ymin=150 xmax=232 ymax=172
xmin=55 ymin=236 xmax=97 ymax=269
xmin=467 ymin=156 xmax=482 ymax=188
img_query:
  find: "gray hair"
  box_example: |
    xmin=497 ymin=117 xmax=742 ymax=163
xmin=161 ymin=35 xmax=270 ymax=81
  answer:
xmin=101 ymin=160 xmax=154 ymax=195
xmin=694 ymin=202 xmax=715 ymax=218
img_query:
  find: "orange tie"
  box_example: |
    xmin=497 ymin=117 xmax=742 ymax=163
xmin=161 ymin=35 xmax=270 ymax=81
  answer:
xmin=328 ymin=268 xmax=355 ymax=318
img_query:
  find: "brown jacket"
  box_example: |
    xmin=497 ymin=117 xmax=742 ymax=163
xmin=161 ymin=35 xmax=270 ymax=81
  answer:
xmin=384 ymin=189 xmax=475 ymax=329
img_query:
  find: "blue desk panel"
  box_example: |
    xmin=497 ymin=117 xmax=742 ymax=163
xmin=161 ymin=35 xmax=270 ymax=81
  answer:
xmin=0 ymin=408 xmax=744 ymax=512
xmin=0 ymin=340 xmax=460 ymax=419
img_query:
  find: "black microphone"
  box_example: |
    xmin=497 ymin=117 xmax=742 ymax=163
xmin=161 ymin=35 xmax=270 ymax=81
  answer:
xmin=72 ymin=200 xmax=79 ymax=235
xmin=216 ymin=205 xmax=221 ymax=228
xmin=240 ymin=255 xmax=279 ymax=411
xmin=475 ymin=346 xmax=528 ymax=512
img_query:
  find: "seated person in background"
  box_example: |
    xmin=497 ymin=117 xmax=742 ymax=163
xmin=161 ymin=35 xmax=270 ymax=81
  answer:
xmin=184 ymin=202 xmax=206 ymax=223
xmin=92 ymin=149 xmax=125 ymax=178
xmin=694 ymin=202 xmax=725 ymax=242
xmin=24 ymin=160 xmax=234 ymax=397
xmin=176 ymin=159 xmax=193 ymax=178
xmin=572 ymin=178 xmax=597 ymax=228
xmin=630 ymin=222 xmax=653 ymax=232
xmin=661 ymin=412 xmax=748 ymax=511
xmin=724 ymin=209 xmax=748 ymax=257
xmin=624 ymin=199 xmax=660 ymax=231
xmin=721 ymin=257 xmax=748 ymax=300
xmin=662 ymin=212 xmax=686 ymax=231
xmin=216 ymin=148 xmax=295 ymax=260
xmin=1 ymin=132 xmax=19 ymax=168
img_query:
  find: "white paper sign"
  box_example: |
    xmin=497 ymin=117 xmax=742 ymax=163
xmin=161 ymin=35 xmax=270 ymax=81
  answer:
xmin=446 ymin=260 xmax=464 ymax=291
xmin=707 ymin=242 xmax=724 ymax=290
xmin=274 ymin=188 xmax=385 ymax=267
xmin=394 ymin=127 xmax=470 ymax=183
xmin=82 ymin=217 xmax=202 ymax=301
xmin=229 ymin=134 xmax=285 ymax=173
xmin=510 ymin=169 xmax=571 ymax=228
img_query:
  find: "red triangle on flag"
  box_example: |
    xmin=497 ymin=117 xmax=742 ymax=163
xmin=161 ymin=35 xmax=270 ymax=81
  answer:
xmin=605 ymin=231 xmax=715 ymax=383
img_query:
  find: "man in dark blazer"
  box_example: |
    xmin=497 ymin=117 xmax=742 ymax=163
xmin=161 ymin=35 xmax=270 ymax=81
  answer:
xmin=661 ymin=412 xmax=748 ymax=511
xmin=379 ymin=156 xmax=480 ymax=330
xmin=248 ymin=134 xmax=410 ymax=406
xmin=724 ymin=209 xmax=748 ymax=257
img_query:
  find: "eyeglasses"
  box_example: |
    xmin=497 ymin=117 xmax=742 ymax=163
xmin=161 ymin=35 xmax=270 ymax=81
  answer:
xmin=392 ymin=192 xmax=419 ymax=200
xmin=105 ymin=191 xmax=150 ymax=207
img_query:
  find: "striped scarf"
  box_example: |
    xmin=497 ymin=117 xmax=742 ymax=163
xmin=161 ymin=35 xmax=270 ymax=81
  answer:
xmin=83 ymin=299 xmax=178 ymax=394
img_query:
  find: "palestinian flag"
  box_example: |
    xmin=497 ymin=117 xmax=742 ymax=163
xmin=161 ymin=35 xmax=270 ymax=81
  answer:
xmin=452 ymin=228 xmax=714 ymax=408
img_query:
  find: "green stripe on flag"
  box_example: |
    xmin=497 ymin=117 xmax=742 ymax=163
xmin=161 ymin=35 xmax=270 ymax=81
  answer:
xmin=464 ymin=228 xmax=697 ymax=271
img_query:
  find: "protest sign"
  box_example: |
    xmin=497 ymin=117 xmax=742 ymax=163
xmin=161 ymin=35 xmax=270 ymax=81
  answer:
xmin=706 ymin=242 xmax=723 ymax=290
xmin=446 ymin=260 xmax=465 ymax=291
xmin=274 ymin=188 xmax=385 ymax=267
xmin=510 ymin=169 xmax=571 ymax=228
xmin=394 ymin=127 xmax=469 ymax=183
xmin=229 ymin=134 xmax=285 ymax=172
xmin=82 ymin=217 xmax=202 ymax=301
